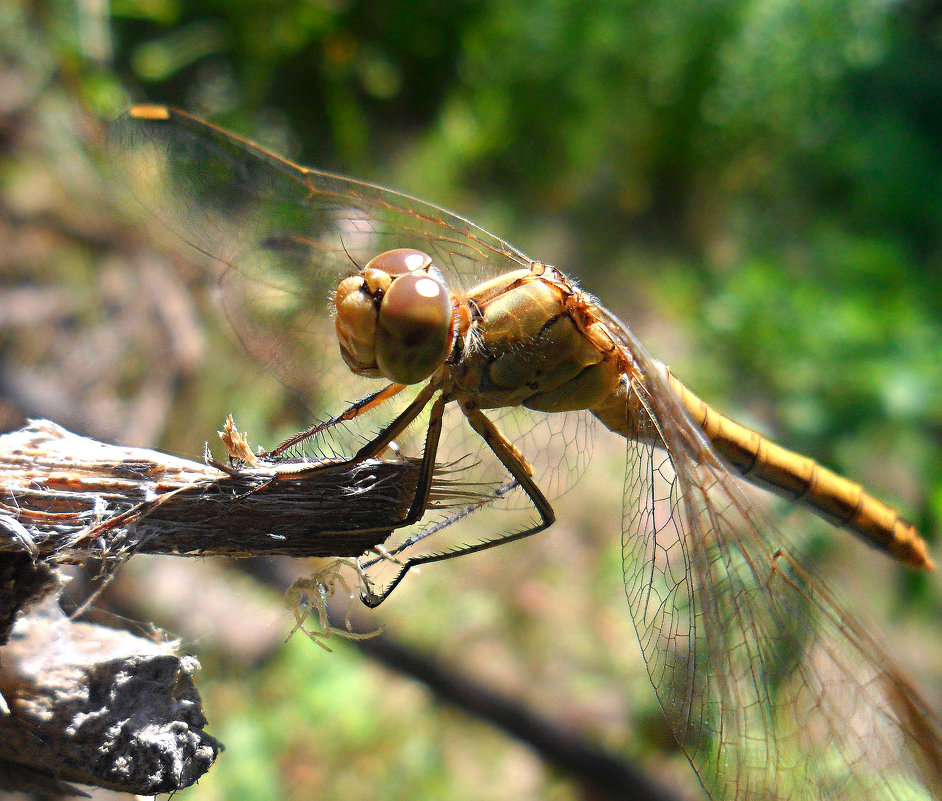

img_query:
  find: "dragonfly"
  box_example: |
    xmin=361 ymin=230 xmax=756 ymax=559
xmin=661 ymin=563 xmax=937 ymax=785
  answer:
xmin=118 ymin=104 xmax=942 ymax=800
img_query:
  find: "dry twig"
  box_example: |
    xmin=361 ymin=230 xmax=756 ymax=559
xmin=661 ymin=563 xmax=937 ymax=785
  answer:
xmin=0 ymin=418 xmax=427 ymax=795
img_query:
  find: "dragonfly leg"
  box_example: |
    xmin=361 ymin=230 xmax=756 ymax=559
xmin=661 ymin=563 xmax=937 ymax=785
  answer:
xmin=360 ymin=405 xmax=555 ymax=608
xmin=341 ymin=391 xmax=450 ymax=539
xmin=264 ymin=383 xmax=438 ymax=480
xmin=265 ymin=382 xmax=408 ymax=458
xmin=359 ymin=476 xmax=519 ymax=573
xmin=398 ymin=392 xmax=447 ymax=521
xmin=258 ymin=385 xmax=446 ymax=543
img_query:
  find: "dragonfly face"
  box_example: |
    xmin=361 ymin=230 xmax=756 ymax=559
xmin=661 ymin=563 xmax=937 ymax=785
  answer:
xmin=115 ymin=105 xmax=942 ymax=801
xmin=335 ymin=246 xmax=626 ymax=416
xmin=334 ymin=247 xmax=455 ymax=384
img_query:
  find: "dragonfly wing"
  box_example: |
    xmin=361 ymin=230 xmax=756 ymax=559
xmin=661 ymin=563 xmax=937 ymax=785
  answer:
xmin=597 ymin=309 xmax=942 ymax=800
xmin=111 ymin=106 xmax=533 ymax=415
xmin=459 ymin=405 xmax=597 ymax=503
xmin=112 ymin=107 xmax=601 ymax=498
xmin=112 ymin=107 xmax=531 ymax=286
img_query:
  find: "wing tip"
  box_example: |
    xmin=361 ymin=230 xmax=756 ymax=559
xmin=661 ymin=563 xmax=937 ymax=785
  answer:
xmin=129 ymin=104 xmax=171 ymax=121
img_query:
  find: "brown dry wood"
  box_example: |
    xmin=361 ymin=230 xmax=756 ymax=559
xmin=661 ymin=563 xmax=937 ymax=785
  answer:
xmin=0 ymin=419 xmax=424 ymax=565
xmin=0 ymin=418 xmax=433 ymax=796
xmin=0 ymin=598 xmax=219 ymax=795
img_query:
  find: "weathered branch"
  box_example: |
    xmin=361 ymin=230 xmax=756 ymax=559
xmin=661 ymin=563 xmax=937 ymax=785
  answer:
xmin=0 ymin=419 xmax=424 ymax=566
xmin=0 ymin=418 xmax=433 ymax=796
xmin=0 ymin=598 xmax=218 ymax=795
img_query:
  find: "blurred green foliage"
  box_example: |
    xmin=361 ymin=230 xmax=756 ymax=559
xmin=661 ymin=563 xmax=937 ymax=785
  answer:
xmin=5 ymin=0 xmax=942 ymax=797
xmin=100 ymin=0 xmax=942 ymax=563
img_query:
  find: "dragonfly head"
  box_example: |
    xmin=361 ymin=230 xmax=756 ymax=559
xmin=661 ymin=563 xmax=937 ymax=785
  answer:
xmin=334 ymin=248 xmax=455 ymax=385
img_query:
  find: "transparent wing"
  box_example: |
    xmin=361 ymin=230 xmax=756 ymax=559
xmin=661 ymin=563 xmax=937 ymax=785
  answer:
xmin=600 ymin=307 xmax=942 ymax=800
xmin=447 ymin=404 xmax=597 ymax=504
xmin=114 ymin=108 xmax=533 ymax=283
xmin=112 ymin=107 xmax=529 ymax=402
xmin=110 ymin=106 xmax=593 ymax=507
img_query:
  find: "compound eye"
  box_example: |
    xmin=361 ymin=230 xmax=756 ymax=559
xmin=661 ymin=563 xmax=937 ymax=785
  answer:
xmin=375 ymin=272 xmax=453 ymax=385
xmin=365 ymin=248 xmax=433 ymax=277
xmin=334 ymin=275 xmax=382 ymax=377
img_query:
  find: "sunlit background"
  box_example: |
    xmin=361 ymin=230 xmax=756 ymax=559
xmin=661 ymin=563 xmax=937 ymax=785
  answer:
xmin=1 ymin=1 xmax=941 ymax=799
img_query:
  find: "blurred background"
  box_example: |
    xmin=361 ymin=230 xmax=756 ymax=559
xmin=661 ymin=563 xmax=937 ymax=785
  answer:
xmin=1 ymin=0 xmax=941 ymax=798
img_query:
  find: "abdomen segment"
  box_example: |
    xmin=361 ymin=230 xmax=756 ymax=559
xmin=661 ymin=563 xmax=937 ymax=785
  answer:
xmin=593 ymin=365 xmax=933 ymax=569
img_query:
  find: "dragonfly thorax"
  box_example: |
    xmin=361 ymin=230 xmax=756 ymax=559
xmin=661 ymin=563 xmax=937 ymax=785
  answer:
xmin=333 ymin=248 xmax=455 ymax=385
xmin=453 ymin=267 xmax=624 ymax=413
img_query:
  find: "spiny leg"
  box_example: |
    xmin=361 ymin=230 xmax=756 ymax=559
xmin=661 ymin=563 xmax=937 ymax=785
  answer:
xmin=263 ymin=382 xmax=438 ymax=483
xmin=265 ymin=382 xmax=407 ymax=458
xmin=234 ymin=385 xmax=446 ymax=564
xmin=274 ymin=392 xmax=450 ymax=640
xmin=360 ymin=404 xmax=555 ymax=608
xmin=398 ymin=392 xmax=447 ymax=522
xmin=359 ymin=477 xmax=520 ymax=570
xmin=321 ymin=391 xmax=450 ymax=544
